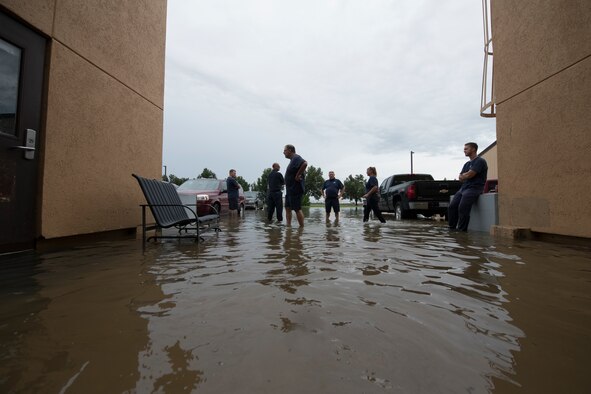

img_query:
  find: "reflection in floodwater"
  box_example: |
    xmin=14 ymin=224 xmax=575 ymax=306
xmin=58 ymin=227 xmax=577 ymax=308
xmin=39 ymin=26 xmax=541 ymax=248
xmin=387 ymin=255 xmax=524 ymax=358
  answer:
xmin=1 ymin=207 xmax=590 ymax=393
xmin=0 ymin=243 xmax=162 ymax=392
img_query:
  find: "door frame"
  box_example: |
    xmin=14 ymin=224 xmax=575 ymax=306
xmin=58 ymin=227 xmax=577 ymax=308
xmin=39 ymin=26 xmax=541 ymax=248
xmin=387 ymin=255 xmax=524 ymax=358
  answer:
xmin=0 ymin=9 xmax=47 ymax=253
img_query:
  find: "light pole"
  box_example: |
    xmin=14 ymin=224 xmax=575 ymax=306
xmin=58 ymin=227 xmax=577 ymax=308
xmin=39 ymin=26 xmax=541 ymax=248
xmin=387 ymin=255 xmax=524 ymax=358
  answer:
xmin=410 ymin=151 xmax=414 ymax=174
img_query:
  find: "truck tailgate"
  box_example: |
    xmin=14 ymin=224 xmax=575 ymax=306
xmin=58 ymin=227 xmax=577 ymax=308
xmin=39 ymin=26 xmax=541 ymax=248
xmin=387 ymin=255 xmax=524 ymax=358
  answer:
xmin=414 ymin=181 xmax=461 ymax=201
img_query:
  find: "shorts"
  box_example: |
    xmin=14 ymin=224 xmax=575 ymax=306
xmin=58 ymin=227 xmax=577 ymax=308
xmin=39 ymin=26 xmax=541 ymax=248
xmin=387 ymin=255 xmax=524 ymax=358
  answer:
xmin=285 ymin=192 xmax=303 ymax=211
xmin=228 ymin=196 xmax=239 ymax=210
xmin=325 ymin=197 xmax=340 ymax=213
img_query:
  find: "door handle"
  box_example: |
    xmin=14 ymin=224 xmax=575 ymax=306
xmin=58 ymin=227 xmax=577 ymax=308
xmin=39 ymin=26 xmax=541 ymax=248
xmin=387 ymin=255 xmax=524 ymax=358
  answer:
xmin=9 ymin=129 xmax=37 ymax=160
xmin=10 ymin=146 xmax=36 ymax=151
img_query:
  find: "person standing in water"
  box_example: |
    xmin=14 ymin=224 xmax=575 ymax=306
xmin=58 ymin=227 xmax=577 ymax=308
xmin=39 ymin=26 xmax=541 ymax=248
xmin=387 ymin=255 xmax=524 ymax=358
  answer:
xmin=362 ymin=166 xmax=386 ymax=223
xmin=226 ymin=169 xmax=241 ymax=218
xmin=267 ymin=162 xmax=285 ymax=222
xmin=283 ymin=144 xmax=307 ymax=227
xmin=322 ymin=171 xmax=345 ymax=221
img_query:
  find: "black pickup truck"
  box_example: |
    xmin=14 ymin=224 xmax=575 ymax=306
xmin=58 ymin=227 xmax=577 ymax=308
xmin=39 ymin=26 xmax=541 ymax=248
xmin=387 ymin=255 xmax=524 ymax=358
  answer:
xmin=378 ymin=174 xmax=461 ymax=219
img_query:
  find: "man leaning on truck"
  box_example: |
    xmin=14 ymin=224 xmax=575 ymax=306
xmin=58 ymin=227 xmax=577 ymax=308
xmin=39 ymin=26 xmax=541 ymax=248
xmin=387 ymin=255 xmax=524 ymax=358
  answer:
xmin=448 ymin=142 xmax=488 ymax=232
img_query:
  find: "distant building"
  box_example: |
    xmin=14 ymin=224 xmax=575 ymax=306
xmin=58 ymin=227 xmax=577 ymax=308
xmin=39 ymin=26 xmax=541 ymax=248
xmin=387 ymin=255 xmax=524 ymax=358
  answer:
xmin=0 ymin=2 xmax=167 ymax=252
xmin=484 ymin=1 xmax=591 ymax=239
xmin=479 ymin=141 xmax=497 ymax=180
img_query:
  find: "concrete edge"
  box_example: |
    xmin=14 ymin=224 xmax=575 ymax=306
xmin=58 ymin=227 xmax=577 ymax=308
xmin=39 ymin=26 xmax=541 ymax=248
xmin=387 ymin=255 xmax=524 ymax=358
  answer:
xmin=490 ymin=225 xmax=533 ymax=240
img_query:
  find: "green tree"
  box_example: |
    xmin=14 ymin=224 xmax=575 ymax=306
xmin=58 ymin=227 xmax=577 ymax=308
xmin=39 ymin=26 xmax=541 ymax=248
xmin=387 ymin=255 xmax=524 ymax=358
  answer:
xmin=236 ymin=176 xmax=250 ymax=191
xmin=254 ymin=167 xmax=272 ymax=201
xmin=197 ymin=168 xmax=217 ymax=179
xmin=304 ymin=165 xmax=324 ymax=200
xmin=252 ymin=167 xmax=273 ymax=194
xmin=344 ymin=174 xmax=366 ymax=205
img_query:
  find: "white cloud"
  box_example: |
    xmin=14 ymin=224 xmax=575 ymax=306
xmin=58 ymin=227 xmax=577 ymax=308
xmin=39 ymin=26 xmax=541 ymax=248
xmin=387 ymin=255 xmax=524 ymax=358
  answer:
xmin=163 ymin=0 xmax=496 ymax=185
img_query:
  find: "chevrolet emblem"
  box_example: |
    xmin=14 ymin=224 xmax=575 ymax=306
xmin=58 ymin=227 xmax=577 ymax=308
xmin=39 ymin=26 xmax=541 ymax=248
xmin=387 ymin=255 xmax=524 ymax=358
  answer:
xmin=439 ymin=189 xmax=449 ymax=193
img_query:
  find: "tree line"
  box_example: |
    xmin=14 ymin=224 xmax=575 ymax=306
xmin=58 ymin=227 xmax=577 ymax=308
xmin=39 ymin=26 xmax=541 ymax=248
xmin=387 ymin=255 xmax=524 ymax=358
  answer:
xmin=164 ymin=167 xmax=367 ymax=205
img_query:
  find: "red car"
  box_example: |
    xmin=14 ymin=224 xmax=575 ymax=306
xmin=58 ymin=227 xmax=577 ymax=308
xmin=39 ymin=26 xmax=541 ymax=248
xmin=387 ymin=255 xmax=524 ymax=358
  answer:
xmin=483 ymin=179 xmax=498 ymax=193
xmin=177 ymin=178 xmax=244 ymax=216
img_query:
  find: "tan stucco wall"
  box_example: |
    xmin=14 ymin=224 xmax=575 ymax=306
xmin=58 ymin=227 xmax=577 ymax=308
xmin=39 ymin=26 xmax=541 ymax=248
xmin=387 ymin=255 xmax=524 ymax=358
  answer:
xmin=42 ymin=42 xmax=163 ymax=237
xmin=492 ymin=1 xmax=591 ymax=238
xmin=0 ymin=0 xmax=55 ymax=35
xmin=0 ymin=1 xmax=167 ymax=239
xmin=53 ymin=0 xmax=166 ymax=107
xmin=492 ymin=0 xmax=591 ymax=104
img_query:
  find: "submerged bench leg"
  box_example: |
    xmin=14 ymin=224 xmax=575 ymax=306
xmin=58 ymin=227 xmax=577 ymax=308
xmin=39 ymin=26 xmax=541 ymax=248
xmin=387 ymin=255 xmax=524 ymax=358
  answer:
xmin=141 ymin=205 xmax=147 ymax=247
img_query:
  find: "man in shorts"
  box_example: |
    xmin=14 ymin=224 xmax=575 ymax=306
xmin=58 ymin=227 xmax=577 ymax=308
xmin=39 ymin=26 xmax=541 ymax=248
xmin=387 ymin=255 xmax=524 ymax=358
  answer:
xmin=283 ymin=144 xmax=307 ymax=227
xmin=322 ymin=171 xmax=345 ymax=221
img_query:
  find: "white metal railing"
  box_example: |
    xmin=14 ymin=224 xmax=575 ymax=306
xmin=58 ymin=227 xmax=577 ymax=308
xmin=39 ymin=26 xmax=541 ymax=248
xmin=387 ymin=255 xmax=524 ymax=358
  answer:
xmin=480 ymin=0 xmax=495 ymax=117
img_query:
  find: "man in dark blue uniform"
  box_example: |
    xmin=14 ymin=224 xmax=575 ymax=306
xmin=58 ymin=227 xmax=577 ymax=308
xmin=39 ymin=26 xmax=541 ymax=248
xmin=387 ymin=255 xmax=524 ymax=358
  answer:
xmin=322 ymin=171 xmax=345 ymax=221
xmin=226 ymin=169 xmax=241 ymax=218
xmin=267 ymin=162 xmax=285 ymax=222
xmin=283 ymin=144 xmax=307 ymax=227
xmin=448 ymin=142 xmax=488 ymax=231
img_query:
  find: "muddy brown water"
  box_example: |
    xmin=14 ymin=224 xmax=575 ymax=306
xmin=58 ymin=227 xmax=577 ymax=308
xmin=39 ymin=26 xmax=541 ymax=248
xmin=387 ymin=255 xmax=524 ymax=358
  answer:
xmin=1 ymin=207 xmax=590 ymax=393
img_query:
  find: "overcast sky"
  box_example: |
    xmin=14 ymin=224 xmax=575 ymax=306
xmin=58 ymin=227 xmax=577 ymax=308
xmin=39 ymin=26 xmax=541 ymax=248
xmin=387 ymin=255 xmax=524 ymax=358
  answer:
xmin=163 ymin=0 xmax=496 ymax=185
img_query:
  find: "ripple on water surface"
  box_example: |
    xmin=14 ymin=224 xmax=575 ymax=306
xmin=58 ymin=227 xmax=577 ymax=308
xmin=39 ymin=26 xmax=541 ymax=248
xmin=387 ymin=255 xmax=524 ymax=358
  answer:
xmin=135 ymin=210 xmax=524 ymax=393
xmin=1 ymin=207 xmax=590 ymax=393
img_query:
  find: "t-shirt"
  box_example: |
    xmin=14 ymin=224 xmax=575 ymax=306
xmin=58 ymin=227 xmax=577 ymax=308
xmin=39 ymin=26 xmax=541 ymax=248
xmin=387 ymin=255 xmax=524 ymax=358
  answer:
xmin=461 ymin=156 xmax=488 ymax=191
xmin=285 ymin=154 xmax=306 ymax=194
xmin=323 ymin=179 xmax=344 ymax=199
xmin=226 ymin=177 xmax=240 ymax=199
xmin=365 ymin=176 xmax=379 ymax=200
xmin=268 ymin=170 xmax=285 ymax=193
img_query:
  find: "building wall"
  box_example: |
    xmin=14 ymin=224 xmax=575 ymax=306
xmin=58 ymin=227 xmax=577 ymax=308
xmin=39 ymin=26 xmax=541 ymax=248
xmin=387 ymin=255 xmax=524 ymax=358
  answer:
xmin=492 ymin=1 xmax=591 ymax=238
xmin=479 ymin=142 xmax=497 ymax=180
xmin=0 ymin=0 xmax=167 ymax=238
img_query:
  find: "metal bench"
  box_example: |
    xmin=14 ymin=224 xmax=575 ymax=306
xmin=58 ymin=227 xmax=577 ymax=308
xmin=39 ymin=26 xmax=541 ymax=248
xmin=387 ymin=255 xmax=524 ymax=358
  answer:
xmin=132 ymin=174 xmax=220 ymax=244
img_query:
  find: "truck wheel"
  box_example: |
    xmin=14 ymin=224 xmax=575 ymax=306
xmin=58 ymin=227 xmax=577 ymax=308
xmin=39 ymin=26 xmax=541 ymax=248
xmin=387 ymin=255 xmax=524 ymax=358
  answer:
xmin=395 ymin=202 xmax=415 ymax=220
xmin=395 ymin=202 xmax=404 ymax=220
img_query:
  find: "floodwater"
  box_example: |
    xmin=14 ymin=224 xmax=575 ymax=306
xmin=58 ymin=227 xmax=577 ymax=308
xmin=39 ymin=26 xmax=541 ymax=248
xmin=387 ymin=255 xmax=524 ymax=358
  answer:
xmin=1 ymin=208 xmax=590 ymax=394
